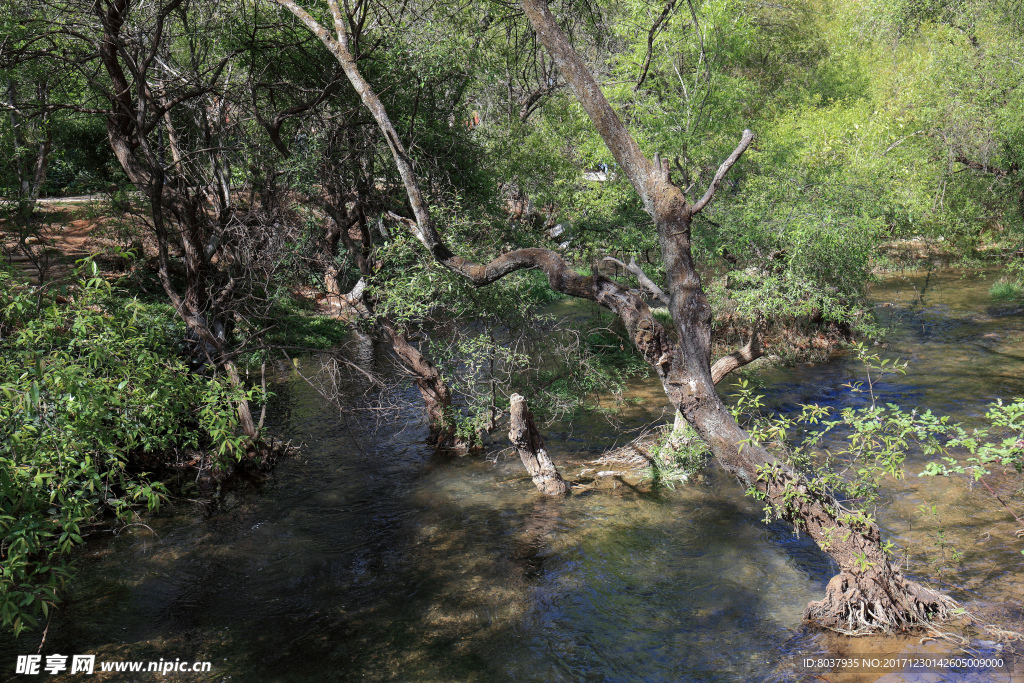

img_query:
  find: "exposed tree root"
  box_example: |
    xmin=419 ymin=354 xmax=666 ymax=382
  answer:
xmin=805 ymin=568 xmax=960 ymax=634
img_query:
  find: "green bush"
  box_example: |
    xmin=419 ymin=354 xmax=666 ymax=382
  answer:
xmin=0 ymin=262 xmax=251 ymax=635
xmin=732 ymin=344 xmax=1024 ymax=537
xmin=646 ymin=420 xmax=710 ymax=489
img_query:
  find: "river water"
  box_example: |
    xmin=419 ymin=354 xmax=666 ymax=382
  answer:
xmin=3 ymin=270 xmax=1023 ymax=681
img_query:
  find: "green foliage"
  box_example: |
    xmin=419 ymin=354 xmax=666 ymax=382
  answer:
xmin=259 ymin=299 xmax=352 ymax=354
xmin=519 ymin=268 xmax=566 ymax=305
xmin=533 ymin=319 xmax=651 ymax=421
xmin=711 ymin=270 xmax=879 ymax=341
xmin=733 ymin=343 xmax=1023 ymax=538
xmin=990 ymin=279 xmax=1023 ymax=301
xmin=361 ymin=197 xmax=651 ymax=434
xmin=43 ymin=116 xmax=122 ymax=196
xmin=834 ymin=0 xmax=1024 ymax=250
xmin=914 ymin=503 xmax=964 ymax=583
xmin=920 ymin=398 xmax=1024 ymax=478
xmin=645 ymin=420 xmax=709 ymax=489
xmin=0 ymin=263 xmax=251 ymax=635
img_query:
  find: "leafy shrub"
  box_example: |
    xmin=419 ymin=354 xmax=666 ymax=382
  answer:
xmin=0 ymin=262 xmax=251 ymax=635
xmin=646 ymin=420 xmax=710 ymax=489
xmin=732 ymin=344 xmax=1024 ymax=537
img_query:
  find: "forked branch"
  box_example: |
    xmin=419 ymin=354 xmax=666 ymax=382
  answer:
xmin=275 ymin=0 xmax=679 ymax=381
xmin=689 ymin=129 xmax=754 ymax=215
xmin=602 ymin=256 xmax=670 ymax=305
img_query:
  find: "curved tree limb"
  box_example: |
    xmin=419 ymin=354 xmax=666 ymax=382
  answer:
xmin=279 ymin=0 xmax=959 ymax=633
xmin=710 ymin=327 xmax=762 ymax=385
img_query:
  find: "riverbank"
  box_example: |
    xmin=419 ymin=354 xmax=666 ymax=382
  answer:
xmin=2 ymin=268 xmax=1020 ymax=681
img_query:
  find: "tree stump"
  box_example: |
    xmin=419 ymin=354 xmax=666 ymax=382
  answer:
xmin=508 ymin=393 xmax=570 ymax=496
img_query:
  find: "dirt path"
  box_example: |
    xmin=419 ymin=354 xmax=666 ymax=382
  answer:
xmin=1 ymin=198 xmax=126 ymax=282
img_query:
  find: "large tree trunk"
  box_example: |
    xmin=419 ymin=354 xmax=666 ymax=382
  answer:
xmin=95 ymin=0 xmax=258 ymax=442
xmin=277 ymin=0 xmax=959 ymax=632
xmin=519 ymin=0 xmax=957 ymax=632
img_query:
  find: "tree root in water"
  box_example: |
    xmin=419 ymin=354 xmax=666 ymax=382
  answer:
xmin=805 ymin=569 xmax=961 ymax=635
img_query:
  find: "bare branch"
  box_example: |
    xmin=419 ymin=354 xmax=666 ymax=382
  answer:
xmin=0 ymin=102 xmax=112 ymax=116
xmin=954 ymin=155 xmax=1019 ymax=178
xmin=689 ymin=129 xmax=754 ymax=215
xmin=602 ymin=256 xmax=670 ymax=305
xmin=882 ymin=130 xmax=925 ymax=155
xmin=634 ymin=0 xmax=677 ymax=92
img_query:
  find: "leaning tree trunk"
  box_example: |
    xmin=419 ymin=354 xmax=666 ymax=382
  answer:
xmin=382 ymin=320 xmax=456 ymax=448
xmin=522 ymin=0 xmax=957 ymax=632
xmin=520 ymin=0 xmax=958 ymax=632
xmin=276 ymin=0 xmax=959 ymax=632
xmin=321 ymin=195 xmax=458 ymax=448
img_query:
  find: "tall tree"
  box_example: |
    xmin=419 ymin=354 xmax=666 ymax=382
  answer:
xmin=273 ymin=0 xmax=958 ymax=631
xmin=21 ymin=0 xmax=308 ymax=443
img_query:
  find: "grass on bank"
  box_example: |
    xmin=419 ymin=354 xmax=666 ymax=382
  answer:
xmin=990 ymin=279 xmax=1023 ymax=301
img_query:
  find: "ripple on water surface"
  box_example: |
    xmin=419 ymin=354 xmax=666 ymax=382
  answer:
xmin=5 ymin=269 xmax=1023 ymax=682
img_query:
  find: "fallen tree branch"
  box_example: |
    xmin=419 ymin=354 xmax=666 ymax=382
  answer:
xmin=954 ymin=155 xmax=1019 ymax=178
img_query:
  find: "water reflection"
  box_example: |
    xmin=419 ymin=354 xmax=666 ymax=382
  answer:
xmin=3 ymin=269 xmax=1022 ymax=681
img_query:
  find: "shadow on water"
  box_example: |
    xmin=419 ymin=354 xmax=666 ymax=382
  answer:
xmin=3 ymin=269 xmax=1023 ymax=682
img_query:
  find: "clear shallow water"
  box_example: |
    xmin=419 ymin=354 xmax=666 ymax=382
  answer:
xmin=3 ymin=269 xmax=1023 ymax=682
xmin=750 ymin=271 xmax=1024 ymax=614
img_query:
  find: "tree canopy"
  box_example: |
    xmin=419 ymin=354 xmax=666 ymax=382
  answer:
xmin=2 ymin=0 xmax=1023 ymax=637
